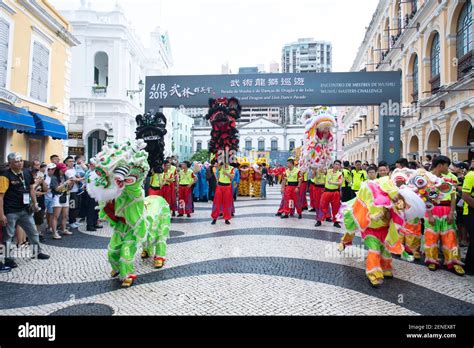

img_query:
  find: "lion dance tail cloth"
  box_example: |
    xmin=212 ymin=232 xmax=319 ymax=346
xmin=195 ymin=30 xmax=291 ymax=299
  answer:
xmin=339 ymin=176 xmax=426 ymax=287
xmin=87 ymin=139 xmax=171 ymax=288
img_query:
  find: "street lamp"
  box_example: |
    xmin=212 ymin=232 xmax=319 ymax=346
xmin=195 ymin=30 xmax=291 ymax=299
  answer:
xmin=127 ymin=79 xmax=144 ymax=97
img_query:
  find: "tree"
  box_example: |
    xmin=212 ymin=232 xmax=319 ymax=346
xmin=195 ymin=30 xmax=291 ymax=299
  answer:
xmin=189 ymin=149 xmax=210 ymax=163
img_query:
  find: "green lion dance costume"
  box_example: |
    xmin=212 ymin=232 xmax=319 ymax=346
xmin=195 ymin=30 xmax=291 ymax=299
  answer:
xmin=87 ymin=139 xmax=171 ymax=288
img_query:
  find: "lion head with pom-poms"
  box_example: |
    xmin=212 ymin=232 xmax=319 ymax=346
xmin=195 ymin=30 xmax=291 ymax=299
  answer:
xmin=206 ymin=97 xmax=241 ymax=164
xmin=298 ymin=106 xmax=336 ymax=171
xmin=135 ymin=112 xmax=167 ymax=173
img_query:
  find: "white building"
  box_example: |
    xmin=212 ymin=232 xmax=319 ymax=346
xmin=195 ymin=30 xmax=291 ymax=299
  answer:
xmin=192 ymin=117 xmax=305 ymax=163
xmin=281 ymin=38 xmax=333 ymax=124
xmin=58 ymin=2 xmax=172 ymax=159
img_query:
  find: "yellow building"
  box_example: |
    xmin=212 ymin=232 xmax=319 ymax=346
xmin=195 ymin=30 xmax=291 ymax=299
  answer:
xmin=343 ymin=0 xmax=473 ymax=163
xmin=0 ymin=0 xmax=79 ymax=163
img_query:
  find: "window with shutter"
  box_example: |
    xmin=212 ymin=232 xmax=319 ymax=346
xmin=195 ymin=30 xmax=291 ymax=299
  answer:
xmin=30 ymin=41 xmax=49 ymax=102
xmin=0 ymin=18 xmax=9 ymax=88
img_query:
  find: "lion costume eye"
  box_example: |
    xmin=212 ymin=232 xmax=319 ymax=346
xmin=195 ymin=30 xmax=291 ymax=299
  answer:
xmin=125 ymin=177 xmax=136 ymax=185
xmin=410 ymin=175 xmax=427 ymax=189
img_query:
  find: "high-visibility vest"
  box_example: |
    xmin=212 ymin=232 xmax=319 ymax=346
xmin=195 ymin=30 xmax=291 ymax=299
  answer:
xmin=286 ymin=167 xmax=299 ymax=183
xmin=351 ymin=169 xmax=367 ymax=191
xmin=325 ymin=169 xmax=342 ymax=190
xmin=311 ymin=171 xmax=326 ymax=185
xmin=179 ymin=170 xmax=194 ymax=185
xmin=341 ymin=168 xmax=352 ymax=188
xmin=218 ymin=166 xmax=233 ymax=184
xmin=150 ymin=173 xmax=162 ymax=188
xmin=303 ymin=171 xmax=308 ymax=181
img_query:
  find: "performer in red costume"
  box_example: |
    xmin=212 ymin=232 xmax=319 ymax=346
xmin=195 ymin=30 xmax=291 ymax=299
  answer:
xmin=279 ymin=158 xmax=303 ymax=219
xmin=211 ymin=162 xmax=235 ymax=225
xmin=160 ymin=160 xmax=178 ymax=217
xmin=177 ymin=161 xmax=196 ymax=217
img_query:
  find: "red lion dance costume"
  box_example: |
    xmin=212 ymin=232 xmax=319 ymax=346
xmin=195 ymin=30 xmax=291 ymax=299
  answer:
xmin=206 ymin=97 xmax=241 ymax=223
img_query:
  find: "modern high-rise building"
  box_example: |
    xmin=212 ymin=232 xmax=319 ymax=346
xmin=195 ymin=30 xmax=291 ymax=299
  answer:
xmin=281 ymin=38 xmax=332 ymax=74
xmin=238 ymin=65 xmax=282 ymax=124
xmin=281 ymin=38 xmax=332 ymax=124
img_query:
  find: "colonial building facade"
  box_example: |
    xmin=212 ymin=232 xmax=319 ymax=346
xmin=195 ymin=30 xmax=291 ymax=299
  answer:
xmin=59 ymin=2 xmax=172 ymax=159
xmin=0 ymin=0 xmax=78 ymax=163
xmin=342 ymin=0 xmax=473 ymax=163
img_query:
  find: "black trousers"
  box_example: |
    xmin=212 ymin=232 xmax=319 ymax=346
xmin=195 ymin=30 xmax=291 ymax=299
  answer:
xmin=340 ymin=187 xmax=354 ymax=202
xmin=68 ymin=192 xmax=81 ymax=224
xmin=84 ymin=191 xmax=98 ymax=227
xmin=463 ymin=208 xmax=474 ymax=272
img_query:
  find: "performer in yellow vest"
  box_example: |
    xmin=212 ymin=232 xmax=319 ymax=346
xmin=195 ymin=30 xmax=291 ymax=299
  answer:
xmin=177 ymin=161 xmax=197 ymax=217
xmin=211 ymin=162 xmax=235 ymax=225
xmin=278 ymin=158 xmax=303 ymax=219
xmin=309 ymin=167 xmax=326 ymax=222
xmin=298 ymin=168 xmax=309 ymax=211
xmin=316 ymin=160 xmax=343 ymax=228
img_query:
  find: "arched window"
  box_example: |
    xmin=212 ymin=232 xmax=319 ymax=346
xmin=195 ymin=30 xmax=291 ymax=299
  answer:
xmin=412 ymin=55 xmax=418 ymax=100
xmin=196 ymin=141 xmax=202 ymax=151
xmin=94 ymin=52 xmax=109 ymax=87
xmin=457 ymin=0 xmax=473 ymax=59
xmin=457 ymin=0 xmax=473 ymax=79
xmin=431 ymin=33 xmax=440 ymax=77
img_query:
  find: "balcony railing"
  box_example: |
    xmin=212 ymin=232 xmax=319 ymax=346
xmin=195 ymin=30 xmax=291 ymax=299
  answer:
xmin=411 ymin=91 xmax=419 ymax=103
xmin=458 ymin=50 xmax=473 ymax=80
xmin=92 ymin=86 xmax=107 ymax=97
xmin=429 ymin=74 xmax=440 ymax=93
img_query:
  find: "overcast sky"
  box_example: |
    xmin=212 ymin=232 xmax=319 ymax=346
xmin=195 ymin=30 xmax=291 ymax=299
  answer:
xmin=51 ymin=0 xmax=379 ymax=75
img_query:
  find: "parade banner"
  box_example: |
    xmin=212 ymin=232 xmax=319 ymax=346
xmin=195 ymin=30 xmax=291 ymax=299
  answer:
xmin=145 ymin=71 xmax=401 ymax=110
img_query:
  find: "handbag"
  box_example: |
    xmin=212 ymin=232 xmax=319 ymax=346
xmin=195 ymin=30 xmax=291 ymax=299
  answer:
xmin=59 ymin=194 xmax=67 ymax=204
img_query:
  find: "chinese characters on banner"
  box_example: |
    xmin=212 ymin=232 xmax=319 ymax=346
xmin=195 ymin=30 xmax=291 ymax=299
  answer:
xmin=149 ymin=83 xmax=213 ymax=100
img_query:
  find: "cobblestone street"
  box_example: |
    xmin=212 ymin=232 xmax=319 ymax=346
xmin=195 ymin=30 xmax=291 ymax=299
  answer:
xmin=0 ymin=186 xmax=473 ymax=316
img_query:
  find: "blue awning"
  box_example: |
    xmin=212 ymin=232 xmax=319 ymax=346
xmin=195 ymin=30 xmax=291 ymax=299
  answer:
xmin=30 ymin=112 xmax=68 ymax=140
xmin=0 ymin=103 xmax=36 ymax=133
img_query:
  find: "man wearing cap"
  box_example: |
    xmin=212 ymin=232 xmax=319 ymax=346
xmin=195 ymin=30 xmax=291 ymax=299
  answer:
xmin=279 ymin=158 xmax=303 ymax=219
xmin=0 ymin=153 xmax=50 ymax=269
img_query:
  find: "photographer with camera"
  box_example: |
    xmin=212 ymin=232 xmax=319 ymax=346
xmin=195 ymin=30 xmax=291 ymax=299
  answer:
xmin=50 ymin=163 xmax=74 ymax=240
xmin=0 ymin=153 xmax=50 ymax=270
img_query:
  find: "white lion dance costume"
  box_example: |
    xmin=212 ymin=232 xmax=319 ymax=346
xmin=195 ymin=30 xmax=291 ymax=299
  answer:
xmin=298 ymin=107 xmax=337 ymax=221
xmin=87 ymin=139 xmax=171 ymax=288
xmin=298 ymin=106 xmax=336 ymax=172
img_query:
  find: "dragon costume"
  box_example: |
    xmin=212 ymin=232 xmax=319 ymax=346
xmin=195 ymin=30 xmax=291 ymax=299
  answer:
xmin=87 ymin=139 xmax=171 ymax=288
